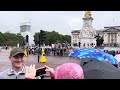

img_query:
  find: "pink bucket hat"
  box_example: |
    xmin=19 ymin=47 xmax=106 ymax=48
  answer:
xmin=54 ymin=63 xmax=84 ymax=79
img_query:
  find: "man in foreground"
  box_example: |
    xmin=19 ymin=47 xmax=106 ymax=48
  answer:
xmin=0 ymin=47 xmax=35 ymax=79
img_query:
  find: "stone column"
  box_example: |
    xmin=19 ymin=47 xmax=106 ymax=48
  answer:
xmin=109 ymin=33 xmax=111 ymax=45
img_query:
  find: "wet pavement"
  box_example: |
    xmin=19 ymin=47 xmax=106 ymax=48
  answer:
xmin=0 ymin=49 xmax=80 ymax=79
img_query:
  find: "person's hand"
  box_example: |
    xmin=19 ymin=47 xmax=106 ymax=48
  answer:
xmin=43 ymin=65 xmax=55 ymax=77
xmin=25 ymin=64 xmax=36 ymax=79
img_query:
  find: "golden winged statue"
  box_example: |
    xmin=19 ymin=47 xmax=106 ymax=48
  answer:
xmin=85 ymin=11 xmax=92 ymax=17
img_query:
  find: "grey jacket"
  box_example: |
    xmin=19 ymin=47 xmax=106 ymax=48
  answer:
xmin=0 ymin=65 xmax=28 ymax=79
xmin=0 ymin=66 xmax=41 ymax=79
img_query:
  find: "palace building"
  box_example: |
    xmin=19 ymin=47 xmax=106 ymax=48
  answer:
xmin=71 ymin=11 xmax=120 ymax=47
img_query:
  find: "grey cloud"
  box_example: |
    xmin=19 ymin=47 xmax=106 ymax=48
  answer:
xmin=0 ymin=11 xmax=120 ymax=36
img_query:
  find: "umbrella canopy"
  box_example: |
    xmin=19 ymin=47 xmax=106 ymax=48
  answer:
xmin=80 ymin=58 xmax=120 ymax=79
xmin=107 ymin=50 xmax=116 ymax=56
xmin=68 ymin=48 xmax=118 ymax=65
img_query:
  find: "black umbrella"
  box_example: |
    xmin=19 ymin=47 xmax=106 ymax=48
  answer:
xmin=107 ymin=50 xmax=116 ymax=56
xmin=80 ymin=58 xmax=120 ymax=79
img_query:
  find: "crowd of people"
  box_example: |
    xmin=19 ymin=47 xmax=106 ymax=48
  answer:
xmin=0 ymin=47 xmax=120 ymax=79
xmin=26 ymin=42 xmax=72 ymax=57
xmin=0 ymin=47 xmax=84 ymax=79
xmin=27 ymin=47 xmax=70 ymax=56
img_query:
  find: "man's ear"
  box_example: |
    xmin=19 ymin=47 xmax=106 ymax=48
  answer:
xmin=9 ymin=56 xmax=12 ymax=60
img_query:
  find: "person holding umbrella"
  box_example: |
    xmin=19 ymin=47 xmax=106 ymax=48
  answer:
xmin=68 ymin=48 xmax=118 ymax=65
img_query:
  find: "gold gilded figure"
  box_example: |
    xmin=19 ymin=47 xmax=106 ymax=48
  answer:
xmin=85 ymin=11 xmax=92 ymax=17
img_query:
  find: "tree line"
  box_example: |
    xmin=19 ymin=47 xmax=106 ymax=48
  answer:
xmin=0 ymin=31 xmax=71 ymax=47
xmin=33 ymin=30 xmax=71 ymax=46
xmin=0 ymin=32 xmax=24 ymax=46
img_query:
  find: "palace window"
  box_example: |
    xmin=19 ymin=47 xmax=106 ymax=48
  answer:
xmin=73 ymin=40 xmax=74 ymax=43
xmin=76 ymin=36 xmax=77 ymax=39
xmin=73 ymin=36 xmax=74 ymax=39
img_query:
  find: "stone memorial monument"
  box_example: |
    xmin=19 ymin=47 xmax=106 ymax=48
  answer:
xmin=79 ymin=11 xmax=96 ymax=48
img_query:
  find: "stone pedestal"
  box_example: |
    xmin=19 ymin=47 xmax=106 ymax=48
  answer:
xmin=79 ymin=15 xmax=96 ymax=48
xmin=80 ymin=38 xmax=96 ymax=48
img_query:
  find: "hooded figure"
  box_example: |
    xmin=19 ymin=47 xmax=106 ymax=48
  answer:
xmin=54 ymin=63 xmax=84 ymax=79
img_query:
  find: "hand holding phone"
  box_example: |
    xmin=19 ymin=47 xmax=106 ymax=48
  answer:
xmin=43 ymin=65 xmax=55 ymax=77
xmin=35 ymin=67 xmax=46 ymax=77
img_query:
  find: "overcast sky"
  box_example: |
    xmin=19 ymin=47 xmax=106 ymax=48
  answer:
xmin=0 ymin=11 xmax=120 ymax=36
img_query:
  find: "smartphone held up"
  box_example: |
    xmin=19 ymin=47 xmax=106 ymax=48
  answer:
xmin=35 ymin=67 xmax=46 ymax=77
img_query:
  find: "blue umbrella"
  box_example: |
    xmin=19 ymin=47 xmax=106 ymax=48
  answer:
xmin=68 ymin=48 xmax=118 ymax=65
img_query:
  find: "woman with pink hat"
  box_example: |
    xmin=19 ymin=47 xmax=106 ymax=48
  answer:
xmin=44 ymin=63 xmax=84 ymax=79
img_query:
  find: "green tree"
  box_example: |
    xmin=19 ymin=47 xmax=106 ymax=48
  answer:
xmin=16 ymin=33 xmax=25 ymax=46
xmin=63 ymin=35 xmax=71 ymax=43
xmin=0 ymin=32 xmax=6 ymax=45
xmin=33 ymin=30 xmax=71 ymax=46
xmin=33 ymin=32 xmax=40 ymax=45
xmin=2 ymin=32 xmax=24 ymax=47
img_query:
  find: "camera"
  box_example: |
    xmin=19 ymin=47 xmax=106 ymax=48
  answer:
xmin=35 ymin=67 xmax=46 ymax=77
